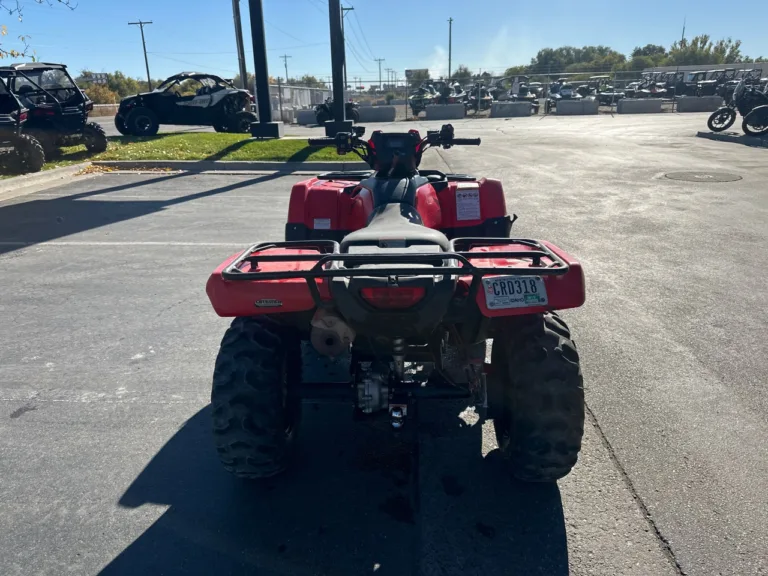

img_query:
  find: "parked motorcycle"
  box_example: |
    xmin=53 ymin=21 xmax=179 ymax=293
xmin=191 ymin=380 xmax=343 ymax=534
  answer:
xmin=707 ymin=80 xmax=768 ymax=133
xmin=315 ymin=98 xmax=360 ymax=125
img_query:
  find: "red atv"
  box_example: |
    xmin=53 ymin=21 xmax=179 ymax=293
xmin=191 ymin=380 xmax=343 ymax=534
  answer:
xmin=206 ymin=124 xmax=586 ymax=482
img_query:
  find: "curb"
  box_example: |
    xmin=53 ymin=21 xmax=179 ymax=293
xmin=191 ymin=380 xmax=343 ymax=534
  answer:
xmin=695 ymin=131 xmax=768 ymax=148
xmin=92 ymin=160 xmax=370 ymax=172
xmin=0 ymin=162 xmax=92 ymax=202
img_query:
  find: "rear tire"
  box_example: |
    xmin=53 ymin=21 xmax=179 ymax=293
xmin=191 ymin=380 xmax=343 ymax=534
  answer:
xmin=228 ymin=110 xmax=257 ymax=133
xmin=10 ymin=133 xmax=45 ymax=173
xmin=125 ymin=106 xmax=159 ymax=136
xmin=83 ymin=121 xmax=108 ymax=153
xmin=707 ymin=107 xmax=736 ymax=132
xmin=315 ymin=109 xmax=329 ymax=125
xmin=350 ymin=108 xmax=360 ymax=124
xmin=211 ymin=317 xmax=302 ymax=479
xmin=488 ymin=312 xmax=584 ymax=482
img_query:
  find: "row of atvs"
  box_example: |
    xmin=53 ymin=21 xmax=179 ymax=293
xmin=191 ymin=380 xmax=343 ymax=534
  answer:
xmin=408 ymin=76 xmax=626 ymax=116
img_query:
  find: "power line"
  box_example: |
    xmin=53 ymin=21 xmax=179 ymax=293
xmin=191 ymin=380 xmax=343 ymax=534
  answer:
xmin=350 ymin=9 xmax=375 ymax=60
xmin=149 ymin=53 xmax=240 ymax=75
xmin=264 ymin=20 xmax=305 ymax=44
xmin=345 ymin=39 xmax=371 ymax=73
xmin=303 ymin=0 xmax=326 ymax=15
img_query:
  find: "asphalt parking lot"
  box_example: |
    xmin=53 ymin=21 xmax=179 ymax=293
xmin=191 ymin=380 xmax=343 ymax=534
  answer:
xmin=1 ymin=113 xmax=766 ymax=576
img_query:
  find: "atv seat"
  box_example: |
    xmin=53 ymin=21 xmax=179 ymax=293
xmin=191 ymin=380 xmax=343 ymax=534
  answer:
xmin=340 ymin=204 xmax=450 ymax=252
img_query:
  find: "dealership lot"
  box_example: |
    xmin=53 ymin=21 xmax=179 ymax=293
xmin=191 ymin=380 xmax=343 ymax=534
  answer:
xmin=1 ymin=113 xmax=766 ymax=576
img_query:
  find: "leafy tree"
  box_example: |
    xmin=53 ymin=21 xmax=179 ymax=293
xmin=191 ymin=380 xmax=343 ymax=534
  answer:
xmin=528 ymin=45 xmax=626 ymax=73
xmin=665 ymin=35 xmax=743 ymax=66
xmin=504 ymin=65 xmax=528 ymax=77
xmin=632 ymin=44 xmax=667 ymax=59
xmin=82 ymin=84 xmax=119 ymax=104
xmin=1 ymin=0 xmax=74 ymax=58
xmin=452 ymin=65 xmax=472 ymax=82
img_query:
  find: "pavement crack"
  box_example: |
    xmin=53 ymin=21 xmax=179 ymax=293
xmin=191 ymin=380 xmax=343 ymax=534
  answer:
xmin=585 ymin=403 xmax=687 ymax=576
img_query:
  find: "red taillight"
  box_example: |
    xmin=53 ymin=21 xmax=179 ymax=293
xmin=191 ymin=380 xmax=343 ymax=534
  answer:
xmin=360 ymin=287 xmax=425 ymax=309
xmin=19 ymin=111 xmax=27 ymax=122
xmin=85 ymin=101 xmax=94 ymax=112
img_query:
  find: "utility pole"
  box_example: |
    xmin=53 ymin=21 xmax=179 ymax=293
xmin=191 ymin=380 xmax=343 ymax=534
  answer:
xmin=341 ymin=4 xmax=354 ymax=94
xmin=128 ymin=21 xmax=153 ymax=90
xmin=280 ymin=54 xmax=291 ymax=84
xmin=681 ymin=16 xmax=686 ymax=43
xmin=231 ymin=0 xmax=249 ymax=90
xmin=447 ymin=17 xmax=453 ymax=79
xmin=385 ymin=67 xmax=392 ymax=89
xmin=375 ymin=58 xmax=385 ymax=90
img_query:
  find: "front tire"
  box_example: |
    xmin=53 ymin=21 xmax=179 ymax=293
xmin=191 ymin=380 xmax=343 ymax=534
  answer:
xmin=114 ymin=114 xmax=130 ymax=136
xmin=211 ymin=317 xmax=301 ymax=479
xmin=488 ymin=313 xmax=584 ymax=482
xmin=707 ymin=107 xmax=736 ymax=132
xmin=10 ymin=133 xmax=45 ymax=173
xmin=83 ymin=121 xmax=108 ymax=152
xmin=125 ymin=106 xmax=159 ymax=136
xmin=228 ymin=110 xmax=257 ymax=133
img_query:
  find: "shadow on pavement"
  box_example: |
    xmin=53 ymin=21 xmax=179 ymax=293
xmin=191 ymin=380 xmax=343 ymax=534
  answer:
xmin=0 ymin=172 xmax=284 ymax=256
xmin=101 ymin=402 xmax=567 ymax=576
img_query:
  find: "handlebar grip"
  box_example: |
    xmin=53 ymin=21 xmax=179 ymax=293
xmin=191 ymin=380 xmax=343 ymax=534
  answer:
xmin=451 ymin=138 xmax=481 ymax=146
xmin=307 ymin=137 xmax=336 ymax=147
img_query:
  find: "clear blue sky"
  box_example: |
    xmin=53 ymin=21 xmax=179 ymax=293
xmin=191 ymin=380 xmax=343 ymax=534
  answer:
xmin=4 ymin=0 xmax=767 ymax=84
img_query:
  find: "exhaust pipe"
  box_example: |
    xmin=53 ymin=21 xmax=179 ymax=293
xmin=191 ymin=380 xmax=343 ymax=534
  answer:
xmin=310 ymin=309 xmax=355 ymax=357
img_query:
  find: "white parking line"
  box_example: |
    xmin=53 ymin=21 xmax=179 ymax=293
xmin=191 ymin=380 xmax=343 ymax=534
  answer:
xmin=0 ymin=241 xmax=250 ymax=247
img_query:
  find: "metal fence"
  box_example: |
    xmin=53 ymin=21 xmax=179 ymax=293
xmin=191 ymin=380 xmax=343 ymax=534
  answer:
xmin=268 ymin=84 xmax=331 ymax=112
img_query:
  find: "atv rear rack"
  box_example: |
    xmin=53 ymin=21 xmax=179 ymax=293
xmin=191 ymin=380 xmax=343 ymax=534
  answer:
xmin=222 ymin=238 xmax=568 ymax=281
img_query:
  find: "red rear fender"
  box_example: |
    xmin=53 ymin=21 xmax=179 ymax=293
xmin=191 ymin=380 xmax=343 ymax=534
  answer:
xmin=469 ymin=240 xmax=585 ymax=317
xmin=206 ymin=248 xmax=329 ymax=317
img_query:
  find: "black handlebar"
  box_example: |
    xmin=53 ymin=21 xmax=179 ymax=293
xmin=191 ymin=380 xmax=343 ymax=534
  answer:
xmin=451 ymin=138 xmax=481 ymax=146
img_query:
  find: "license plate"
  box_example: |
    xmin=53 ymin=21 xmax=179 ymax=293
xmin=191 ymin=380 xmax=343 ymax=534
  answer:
xmin=482 ymin=276 xmax=548 ymax=310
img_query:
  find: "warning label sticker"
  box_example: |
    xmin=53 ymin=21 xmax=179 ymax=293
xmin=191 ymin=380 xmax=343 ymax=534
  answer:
xmin=456 ymin=188 xmax=481 ymax=221
xmin=313 ymin=218 xmax=331 ymax=229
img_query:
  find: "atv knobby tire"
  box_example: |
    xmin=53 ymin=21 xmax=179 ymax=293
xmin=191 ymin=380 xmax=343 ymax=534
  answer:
xmin=228 ymin=110 xmax=257 ymax=134
xmin=126 ymin=106 xmax=160 ymax=136
xmin=315 ymin=109 xmax=330 ymax=126
xmin=9 ymin=133 xmax=45 ymax=173
xmin=211 ymin=317 xmax=301 ymax=479
xmin=488 ymin=312 xmax=584 ymax=482
xmin=83 ymin=121 xmax=108 ymax=153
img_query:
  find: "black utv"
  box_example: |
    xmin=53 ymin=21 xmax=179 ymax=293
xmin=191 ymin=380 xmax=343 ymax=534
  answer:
xmin=115 ymin=72 xmax=257 ymax=136
xmin=0 ymin=76 xmax=45 ymax=173
xmin=314 ymin=98 xmax=360 ymax=125
xmin=0 ymin=62 xmax=107 ymax=159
